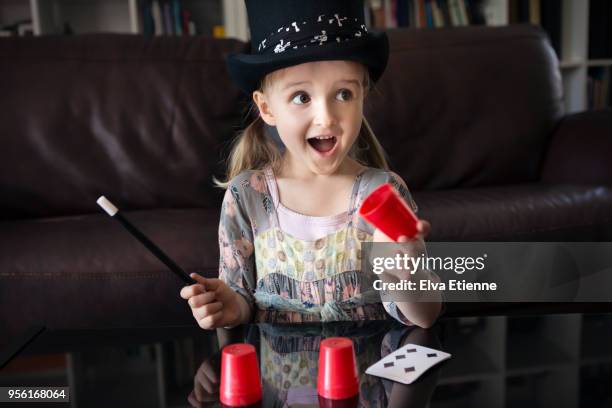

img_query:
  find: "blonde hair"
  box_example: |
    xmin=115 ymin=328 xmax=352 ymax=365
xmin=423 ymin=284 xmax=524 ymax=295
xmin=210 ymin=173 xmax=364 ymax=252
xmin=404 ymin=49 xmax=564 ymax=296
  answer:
xmin=213 ymin=67 xmax=389 ymax=189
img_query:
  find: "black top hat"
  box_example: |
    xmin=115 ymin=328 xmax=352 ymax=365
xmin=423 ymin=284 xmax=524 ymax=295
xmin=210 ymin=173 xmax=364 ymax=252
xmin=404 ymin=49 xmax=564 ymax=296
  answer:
xmin=226 ymin=0 xmax=389 ymax=95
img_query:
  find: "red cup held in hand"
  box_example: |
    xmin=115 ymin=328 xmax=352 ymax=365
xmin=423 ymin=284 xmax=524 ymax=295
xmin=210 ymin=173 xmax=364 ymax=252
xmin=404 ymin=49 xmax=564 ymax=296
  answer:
xmin=317 ymin=337 xmax=359 ymax=400
xmin=220 ymin=343 xmax=262 ymax=406
xmin=358 ymin=183 xmax=419 ymax=241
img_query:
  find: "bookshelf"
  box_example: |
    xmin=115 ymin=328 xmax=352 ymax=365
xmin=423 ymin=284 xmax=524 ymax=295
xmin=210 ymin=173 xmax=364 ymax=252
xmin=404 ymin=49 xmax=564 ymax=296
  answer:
xmin=360 ymin=0 xmax=611 ymax=114
xmin=480 ymin=0 xmax=610 ymax=114
xmin=430 ymin=313 xmax=609 ymax=408
xmin=0 ymin=0 xmax=610 ymax=111
xmin=0 ymin=0 xmax=228 ymax=38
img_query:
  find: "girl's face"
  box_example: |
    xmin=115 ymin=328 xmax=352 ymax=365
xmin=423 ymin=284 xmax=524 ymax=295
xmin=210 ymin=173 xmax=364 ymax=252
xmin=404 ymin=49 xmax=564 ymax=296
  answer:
xmin=253 ymin=60 xmax=366 ymax=177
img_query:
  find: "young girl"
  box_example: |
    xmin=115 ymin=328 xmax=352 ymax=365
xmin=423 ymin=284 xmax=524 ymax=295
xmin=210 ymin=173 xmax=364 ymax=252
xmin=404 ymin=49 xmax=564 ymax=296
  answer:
xmin=180 ymin=0 xmax=442 ymax=329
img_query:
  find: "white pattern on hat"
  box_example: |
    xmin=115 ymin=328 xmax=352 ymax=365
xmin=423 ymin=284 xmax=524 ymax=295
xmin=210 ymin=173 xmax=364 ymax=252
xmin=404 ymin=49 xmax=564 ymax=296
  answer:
xmin=329 ymin=14 xmax=347 ymax=27
xmin=311 ymin=30 xmax=328 ymax=45
xmin=274 ymin=39 xmax=292 ymax=53
xmin=257 ymin=14 xmax=368 ymax=54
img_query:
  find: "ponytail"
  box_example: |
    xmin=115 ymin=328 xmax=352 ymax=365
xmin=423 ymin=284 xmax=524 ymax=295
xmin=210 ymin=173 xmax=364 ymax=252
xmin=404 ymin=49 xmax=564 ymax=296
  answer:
xmin=213 ymin=115 xmax=282 ymax=189
xmin=349 ymin=116 xmax=389 ymax=171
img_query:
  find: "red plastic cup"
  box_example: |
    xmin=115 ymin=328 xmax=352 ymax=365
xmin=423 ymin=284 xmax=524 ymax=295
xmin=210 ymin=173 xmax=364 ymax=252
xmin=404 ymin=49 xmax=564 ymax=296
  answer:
xmin=317 ymin=337 xmax=359 ymax=400
xmin=220 ymin=343 xmax=262 ymax=406
xmin=358 ymin=183 xmax=419 ymax=241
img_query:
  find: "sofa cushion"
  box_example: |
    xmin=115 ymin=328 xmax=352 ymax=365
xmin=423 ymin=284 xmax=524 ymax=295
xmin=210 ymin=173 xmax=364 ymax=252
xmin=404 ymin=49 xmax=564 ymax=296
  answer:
xmin=368 ymin=25 xmax=563 ymax=190
xmin=4 ymin=184 xmax=611 ymax=337
xmin=415 ymin=184 xmax=612 ymax=241
xmin=0 ymin=208 xmax=220 ymax=336
xmin=0 ymin=34 xmax=249 ymax=219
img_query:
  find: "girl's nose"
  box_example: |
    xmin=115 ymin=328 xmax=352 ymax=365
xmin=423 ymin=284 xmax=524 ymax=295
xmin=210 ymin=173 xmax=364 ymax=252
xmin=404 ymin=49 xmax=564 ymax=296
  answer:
xmin=313 ymin=100 xmax=336 ymax=128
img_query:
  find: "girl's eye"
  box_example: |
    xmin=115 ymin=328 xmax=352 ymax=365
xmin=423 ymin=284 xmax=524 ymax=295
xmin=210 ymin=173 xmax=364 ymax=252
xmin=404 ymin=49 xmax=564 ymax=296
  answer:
xmin=337 ymin=89 xmax=353 ymax=101
xmin=291 ymin=89 xmax=353 ymax=104
xmin=291 ymin=92 xmax=310 ymax=105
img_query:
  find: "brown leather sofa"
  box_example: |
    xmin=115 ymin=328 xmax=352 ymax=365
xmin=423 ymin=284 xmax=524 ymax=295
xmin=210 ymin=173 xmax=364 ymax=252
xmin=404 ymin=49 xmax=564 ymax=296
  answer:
xmin=1 ymin=24 xmax=611 ymax=340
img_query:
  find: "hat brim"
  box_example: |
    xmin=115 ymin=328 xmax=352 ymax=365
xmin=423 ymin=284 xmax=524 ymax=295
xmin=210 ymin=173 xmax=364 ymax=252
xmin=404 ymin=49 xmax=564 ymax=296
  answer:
xmin=226 ymin=31 xmax=389 ymax=95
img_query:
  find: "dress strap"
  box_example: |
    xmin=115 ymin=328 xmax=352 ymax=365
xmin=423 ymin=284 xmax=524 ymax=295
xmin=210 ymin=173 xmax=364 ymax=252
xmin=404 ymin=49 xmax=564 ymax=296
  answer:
xmin=263 ymin=166 xmax=280 ymax=207
xmin=347 ymin=168 xmax=367 ymax=228
xmin=263 ymin=166 xmax=282 ymax=230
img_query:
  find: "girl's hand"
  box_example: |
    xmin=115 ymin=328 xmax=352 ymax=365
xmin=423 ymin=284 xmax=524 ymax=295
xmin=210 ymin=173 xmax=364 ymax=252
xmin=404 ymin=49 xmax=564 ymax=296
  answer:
xmin=188 ymin=353 xmax=221 ymax=406
xmin=371 ymin=220 xmax=431 ymax=282
xmin=372 ymin=220 xmax=431 ymax=243
xmin=180 ymin=273 xmax=242 ymax=330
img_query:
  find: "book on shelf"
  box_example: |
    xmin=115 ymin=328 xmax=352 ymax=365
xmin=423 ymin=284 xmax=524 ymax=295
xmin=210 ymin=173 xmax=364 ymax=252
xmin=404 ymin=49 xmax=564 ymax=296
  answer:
xmin=180 ymin=8 xmax=189 ymax=34
xmin=366 ymin=0 xmax=485 ymax=29
xmin=587 ymin=67 xmax=611 ymax=110
xmin=173 ymin=0 xmax=182 ymax=35
xmin=431 ymin=0 xmax=444 ymax=28
xmin=529 ymin=0 xmax=540 ymax=25
xmin=162 ymin=1 xmax=172 ymax=35
xmin=151 ymin=0 xmax=163 ymax=35
xmin=396 ymin=0 xmax=410 ymax=27
xmin=424 ymin=0 xmax=433 ymax=27
xmin=415 ymin=0 xmax=425 ymax=28
xmin=140 ymin=0 xmax=200 ymax=37
xmin=385 ymin=0 xmax=397 ymax=28
xmin=370 ymin=0 xmax=386 ymax=29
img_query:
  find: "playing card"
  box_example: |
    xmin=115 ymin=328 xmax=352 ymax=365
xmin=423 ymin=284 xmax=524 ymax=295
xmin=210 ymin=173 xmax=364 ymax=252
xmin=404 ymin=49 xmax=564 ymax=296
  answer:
xmin=365 ymin=344 xmax=451 ymax=384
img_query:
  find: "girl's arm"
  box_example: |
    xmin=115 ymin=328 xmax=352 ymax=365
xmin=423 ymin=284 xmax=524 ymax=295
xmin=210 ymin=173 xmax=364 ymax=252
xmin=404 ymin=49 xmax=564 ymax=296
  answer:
xmin=376 ymin=232 xmax=443 ymax=328
xmin=377 ymin=172 xmax=443 ymax=328
xmin=224 ymin=289 xmax=254 ymax=328
xmin=215 ymin=323 xmax=248 ymax=349
xmin=217 ymin=176 xmax=258 ymax=326
xmin=387 ymin=267 xmax=443 ymax=329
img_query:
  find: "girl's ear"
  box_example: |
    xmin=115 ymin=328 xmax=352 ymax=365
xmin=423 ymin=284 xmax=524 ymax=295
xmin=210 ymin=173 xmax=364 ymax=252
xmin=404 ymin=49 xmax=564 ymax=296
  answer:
xmin=252 ymin=91 xmax=276 ymax=126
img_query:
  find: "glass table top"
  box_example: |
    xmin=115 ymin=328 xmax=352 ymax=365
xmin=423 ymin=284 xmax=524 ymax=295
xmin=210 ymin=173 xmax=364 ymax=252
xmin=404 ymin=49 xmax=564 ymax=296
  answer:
xmin=2 ymin=313 xmax=612 ymax=407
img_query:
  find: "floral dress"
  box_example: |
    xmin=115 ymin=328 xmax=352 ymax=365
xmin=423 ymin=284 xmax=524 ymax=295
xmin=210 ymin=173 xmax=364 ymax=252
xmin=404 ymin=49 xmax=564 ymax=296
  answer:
xmin=217 ymin=165 xmax=422 ymax=325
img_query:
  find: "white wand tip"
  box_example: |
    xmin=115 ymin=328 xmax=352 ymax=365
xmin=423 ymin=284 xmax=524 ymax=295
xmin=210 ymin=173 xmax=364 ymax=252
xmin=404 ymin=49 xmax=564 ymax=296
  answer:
xmin=97 ymin=196 xmax=118 ymax=216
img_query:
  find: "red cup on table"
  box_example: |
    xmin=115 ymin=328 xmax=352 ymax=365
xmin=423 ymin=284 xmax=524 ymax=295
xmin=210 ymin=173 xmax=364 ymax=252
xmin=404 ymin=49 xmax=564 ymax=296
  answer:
xmin=317 ymin=337 xmax=359 ymax=400
xmin=358 ymin=183 xmax=419 ymax=241
xmin=220 ymin=343 xmax=262 ymax=406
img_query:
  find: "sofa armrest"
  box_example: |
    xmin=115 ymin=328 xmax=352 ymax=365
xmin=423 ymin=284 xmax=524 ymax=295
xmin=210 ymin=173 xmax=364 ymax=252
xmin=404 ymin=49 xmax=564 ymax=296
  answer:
xmin=540 ymin=109 xmax=612 ymax=186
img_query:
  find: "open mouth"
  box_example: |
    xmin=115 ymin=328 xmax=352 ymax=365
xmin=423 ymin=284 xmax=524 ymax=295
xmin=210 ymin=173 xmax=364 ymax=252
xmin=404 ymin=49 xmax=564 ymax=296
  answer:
xmin=307 ymin=136 xmax=337 ymax=154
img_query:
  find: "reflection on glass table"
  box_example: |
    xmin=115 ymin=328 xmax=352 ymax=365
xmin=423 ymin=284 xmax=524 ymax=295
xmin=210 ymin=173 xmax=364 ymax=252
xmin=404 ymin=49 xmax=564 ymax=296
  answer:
xmin=189 ymin=321 xmax=441 ymax=407
xmin=2 ymin=313 xmax=612 ymax=407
